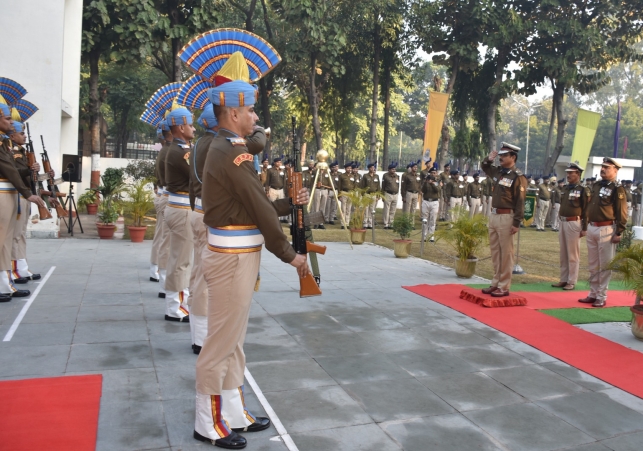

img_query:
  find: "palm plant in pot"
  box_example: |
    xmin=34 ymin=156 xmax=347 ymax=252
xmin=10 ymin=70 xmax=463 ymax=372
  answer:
xmin=607 ymin=244 xmax=643 ymax=340
xmin=344 ymin=188 xmax=379 ymax=245
xmin=435 ymin=206 xmax=488 ymax=278
xmin=122 ymin=179 xmax=155 ymax=243
xmin=93 ymin=171 xmax=125 ymax=239
xmin=391 ymin=213 xmax=414 ymax=258
xmin=78 ymin=190 xmax=98 ymax=215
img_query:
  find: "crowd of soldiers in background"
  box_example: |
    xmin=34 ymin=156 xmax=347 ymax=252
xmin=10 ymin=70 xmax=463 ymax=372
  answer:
xmin=259 ymin=156 xmax=643 ymax=237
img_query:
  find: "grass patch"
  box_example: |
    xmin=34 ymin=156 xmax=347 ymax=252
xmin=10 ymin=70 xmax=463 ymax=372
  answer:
xmin=539 ymin=307 xmax=633 ymax=325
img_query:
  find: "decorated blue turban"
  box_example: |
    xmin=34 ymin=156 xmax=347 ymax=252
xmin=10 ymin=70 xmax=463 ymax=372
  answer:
xmin=0 ymin=103 xmax=10 ymax=117
xmin=197 ymin=103 xmax=218 ymax=129
xmin=166 ymin=107 xmax=193 ymax=127
xmin=12 ymin=121 xmax=24 ymax=133
xmin=207 ymin=80 xmax=258 ymax=107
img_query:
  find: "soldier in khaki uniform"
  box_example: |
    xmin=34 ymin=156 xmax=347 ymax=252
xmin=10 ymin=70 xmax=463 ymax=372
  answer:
xmin=536 ymin=177 xmax=551 ymax=231
xmin=552 ymin=163 xmax=587 ymax=291
xmin=194 ymin=79 xmax=310 ymax=448
xmin=352 ymin=162 xmax=362 ymax=185
xmin=624 ymin=180 xmax=633 ymax=222
xmin=264 ymin=157 xmax=287 ymax=223
xmin=360 ymin=163 xmax=380 ymax=228
xmin=550 ymin=179 xmax=564 ymax=231
xmin=467 ymin=172 xmax=483 ymax=217
xmin=482 ymin=175 xmax=493 ymax=217
xmin=439 ymin=162 xmax=450 ymax=220
xmin=163 ymin=106 xmax=195 ymax=322
xmin=326 ymin=161 xmax=340 ymax=224
xmin=420 ymin=165 xmax=440 ymax=241
xmin=579 ymin=157 xmax=628 ymax=308
xmin=632 ymin=182 xmax=642 ymax=227
xmin=481 ymin=142 xmax=527 ymax=297
xmin=402 ymin=162 xmax=421 ymax=216
xmin=382 ymin=163 xmax=399 ymax=229
xmin=339 ymin=162 xmax=357 ymax=228
xmin=259 ymin=157 xmax=269 ymax=185
xmin=445 ymin=169 xmax=466 ymax=221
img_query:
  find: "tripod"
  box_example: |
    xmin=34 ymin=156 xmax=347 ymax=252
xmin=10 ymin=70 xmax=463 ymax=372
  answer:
xmin=62 ymin=180 xmax=84 ymax=236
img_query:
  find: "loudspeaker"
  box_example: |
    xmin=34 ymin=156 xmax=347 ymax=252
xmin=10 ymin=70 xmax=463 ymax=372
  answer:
xmin=61 ymin=154 xmax=82 ymax=183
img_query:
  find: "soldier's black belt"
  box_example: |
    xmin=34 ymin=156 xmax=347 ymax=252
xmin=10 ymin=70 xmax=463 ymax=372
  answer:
xmin=407 ymin=190 xmax=418 ymax=194
xmin=425 ymin=198 xmax=439 ymax=201
xmin=539 ymin=197 xmax=550 ymax=201
xmin=385 ymin=191 xmax=397 ymax=195
xmin=470 ymin=196 xmax=480 ymax=199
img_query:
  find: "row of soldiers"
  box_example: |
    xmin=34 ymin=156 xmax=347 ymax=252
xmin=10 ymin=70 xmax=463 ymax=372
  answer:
xmin=0 ymin=81 xmax=54 ymax=303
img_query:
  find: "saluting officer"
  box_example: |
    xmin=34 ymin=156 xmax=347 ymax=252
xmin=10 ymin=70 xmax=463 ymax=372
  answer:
xmin=382 ymin=162 xmax=399 ymax=229
xmin=467 ymin=172 xmax=483 ymax=217
xmin=402 ymin=161 xmax=421 ymax=216
xmin=259 ymin=157 xmax=269 ymax=185
xmin=420 ymin=164 xmax=441 ymax=242
xmin=552 ymin=163 xmax=587 ymax=291
xmin=314 ymin=158 xmax=332 ymax=227
xmin=579 ymin=157 xmax=627 ymax=308
xmin=481 ymin=142 xmax=527 ymax=297
xmin=550 ymin=179 xmax=564 ymax=232
xmin=339 ymin=162 xmax=357 ymax=228
xmin=360 ymin=163 xmax=380 ymax=229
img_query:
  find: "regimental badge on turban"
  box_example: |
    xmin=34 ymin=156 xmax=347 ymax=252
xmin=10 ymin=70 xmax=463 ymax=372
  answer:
xmin=14 ymin=99 xmax=38 ymax=122
xmin=178 ymin=28 xmax=281 ymax=85
xmin=0 ymin=77 xmax=27 ymax=106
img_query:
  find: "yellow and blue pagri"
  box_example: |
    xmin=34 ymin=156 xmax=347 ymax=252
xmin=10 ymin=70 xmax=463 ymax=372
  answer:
xmin=177 ymin=74 xmax=213 ymax=110
xmin=179 ymin=28 xmax=281 ymax=84
xmin=145 ymin=83 xmax=182 ymax=116
xmin=166 ymin=106 xmax=193 ymax=127
xmin=14 ymin=99 xmax=38 ymax=122
xmin=0 ymin=78 xmax=27 ymax=105
xmin=207 ymin=80 xmax=258 ymax=107
xmin=197 ymin=103 xmax=218 ymax=129
xmin=11 ymin=108 xmax=24 ymax=133
xmin=0 ymin=95 xmax=10 ymax=117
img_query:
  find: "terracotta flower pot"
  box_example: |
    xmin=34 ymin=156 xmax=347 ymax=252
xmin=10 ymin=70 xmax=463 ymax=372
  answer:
xmin=87 ymin=203 xmax=98 ymax=215
xmin=455 ymin=258 xmax=478 ymax=278
xmin=393 ymin=239 xmax=412 ymax=258
xmin=128 ymin=225 xmax=147 ymax=243
xmin=96 ymin=223 xmax=116 ymax=239
xmin=630 ymin=305 xmax=643 ymax=341
xmin=350 ymin=229 xmax=366 ymax=245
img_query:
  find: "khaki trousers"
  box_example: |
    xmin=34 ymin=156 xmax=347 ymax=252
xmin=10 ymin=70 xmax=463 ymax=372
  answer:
xmin=164 ymin=206 xmax=193 ymax=290
xmin=196 ymin=250 xmax=260 ymax=394
xmin=633 ymin=205 xmax=641 ymax=228
xmin=268 ymin=187 xmax=287 ymax=222
xmin=156 ymin=195 xmax=170 ymax=268
xmin=586 ymin=224 xmax=615 ymax=302
xmin=325 ymin=191 xmax=337 ymax=222
xmin=439 ymin=197 xmax=446 ymax=220
xmin=559 ymin=219 xmax=582 ymax=285
xmin=403 ymin=191 xmax=418 ymax=216
xmin=485 ymin=195 xmax=493 ymax=217
xmin=340 ymin=194 xmax=352 ymax=226
xmin=421 ymin=200 xmax=439 ymax=238
xmin=12 ymin=197 xmax=29 ymax=260
xmin=468 ymin=198 xmax=481 ymax=218
xmin=382 ymin=192 xmax=397 ymax=227
xmin=313 ymin=187 xmax=328 ymax=216
xmin=536 ymin=199 xmax=550 ymax=230
xmin=0 ymin=193 xmax=18 ymax=294
xmin=550 ymin=203 xmax=561 ymax=229
xmin=151 ymin=194 xmax=168 ymax=265
xmin=189 ymin=210 xmax=208 ymax=346
xmin=448 ymin=197 xmax=463 ymax=222
xmin=488 ymin=214 xmax=514 ymax=291
xmin=363 ymin=198 xmax=378 ymax=227
xmin=627 ymin=201 xmax=632 ymax=221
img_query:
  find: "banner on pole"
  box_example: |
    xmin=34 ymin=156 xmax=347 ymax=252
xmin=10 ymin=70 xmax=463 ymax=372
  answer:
xmin=570 ymin=109 xmax=601 ymax=170
xmin=523 ymin=193 xmax=537 ymax=227
xmin=422 ymin=91 xmax=450 ymax=168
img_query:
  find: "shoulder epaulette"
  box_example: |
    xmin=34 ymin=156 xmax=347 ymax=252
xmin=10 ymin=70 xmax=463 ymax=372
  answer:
xmin=227 ymin=137 xmax=247 ymax=147
xmin=515 ymin=169 xmax=524 ymax=176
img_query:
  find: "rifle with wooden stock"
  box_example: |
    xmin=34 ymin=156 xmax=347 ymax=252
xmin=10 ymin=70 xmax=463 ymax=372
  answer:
xmin=25 ymin=124 xmax=52 ymax=220
xmin=40 ymin=135 xmax=67 ymax=217
xmin=287 ymin=116 xmax=326 ymax=297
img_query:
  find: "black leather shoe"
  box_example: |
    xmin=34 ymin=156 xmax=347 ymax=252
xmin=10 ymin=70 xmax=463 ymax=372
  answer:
xmin=150 ymin=277 xmax=159 ymax=282
xmin=0 ymin=293 xmax=11 ymax=303
xmin=12 ymin=290 xmax=30 ymax=298
xmin=329 ymin=221 xmax=335 ymax=225
xmin=165 ymin=315 xmax=189 ymax=323
xmin=341 ymin=226 xmax=345 ymax=229
xmin=592 ymin=299 xmax=606 ymax=308
xmin=29 ymin=274 xmax=41 ymax=280
xmin=318 ymin=224 xmax=325 ymax=230
xmin=194 ymin=430 xmax=246 ymax=449
xmin=578 ymin=297 xmax=596 ymax=304
xmin=158 ymin=292 xmax=166 ymax=298
xmin=232 ymin=417 xmax=270 ymax=433
xmin=192 ymin=344 xmax=202 ymax=355
xmin=481 ymin=286 xmax=499 ymax=295
xmin=13 ymin=277 xmax=29 ymax=284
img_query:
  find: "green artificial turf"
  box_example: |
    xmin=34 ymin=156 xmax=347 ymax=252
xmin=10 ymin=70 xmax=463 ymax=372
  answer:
xmin=466 ymin=280 xmax=629 ymax=292
xmin=539 ymin=307 xmax=633 ymax=325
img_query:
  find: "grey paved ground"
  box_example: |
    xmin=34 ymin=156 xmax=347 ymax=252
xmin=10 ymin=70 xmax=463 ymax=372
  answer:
xmin=2 ymin=239 xmax=643 ymax=451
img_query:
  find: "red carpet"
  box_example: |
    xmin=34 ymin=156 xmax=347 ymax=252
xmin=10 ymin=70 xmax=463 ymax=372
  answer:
xmin=460 ymin=289 xmax=527 ymax=307
xmin=405 ymin=284 xmax=643 ymax=399
xmin=513 ymin=289 xmax=634 ymax=309
xmin=0 ymin=375 xmax=102 ymax=451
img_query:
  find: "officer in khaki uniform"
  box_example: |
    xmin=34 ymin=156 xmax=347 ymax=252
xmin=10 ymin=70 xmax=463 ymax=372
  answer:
xmin=445 ymin=169 xmax=466 ymax=221
xmin=467 ymin=172 xmax=483 ymax=217
xmin=632 ymin=182 xmax=642 ymax=227
xmin=550 ymin=179 xmax=564 ymax=231
xmin=259 ymin=157 xmax=269 ymax=185
xmin=194 ymin=79 xmax=310 ymax=448
xmin=264 ymin=157 xmax=287 ymax=222
xmin=382 ymin=162 xmax=399 ymax=229
xmin=420 ymin=165 xmax=440 ymax=241
xmin=439 ymin=162 xmax=450 ymax=220
xmin=579 ymin=157 xmax=628 ymax=308
xmin=481 ymin=142 xmax=527 ymax=297
xmin=360 ymin=163 xmax=380 ymax=228
xmin=536 ymin=177 xmax=551 ymax=231
xmin=163 ymin=106 xmax=195 ymax=322
xmin=552 ymin=163 xmax=587 ymax=291
xmin=326 ymin=161 xmax=340 ymax=224
xmin=339 ymin=162 xmax=357 ymax=228
xmin=624 ymin=180 xmax=633 ymax=221
xmin=402 ymin=162 xmax=421 ymax=216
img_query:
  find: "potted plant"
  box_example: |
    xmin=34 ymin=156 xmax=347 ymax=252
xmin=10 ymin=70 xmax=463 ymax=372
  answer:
xmin=96 ymin=200 xmax=118 ymax=239
xmin=78 ymin=190 xmax=98 ymax=215
xmin=344 ymin=188 xmax=379 ymax=245
xmin=122 ymin=179 xmax=155 ymax=243
xmin=607 ymin=244 xmax=643 ymax=340
xmin=435 ymin=206 xmax=488 ymax=278
xmin=391 ymin=213 xmax=414 ymax=258
xmin=93 ymin=170 xmax=125 ymax=239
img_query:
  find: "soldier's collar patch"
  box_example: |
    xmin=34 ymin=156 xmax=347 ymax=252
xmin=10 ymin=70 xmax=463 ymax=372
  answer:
xmin=234 ymin=153 xmax=253 ymax=166
xmin=227 ymin=137 xmax=247 ymax=147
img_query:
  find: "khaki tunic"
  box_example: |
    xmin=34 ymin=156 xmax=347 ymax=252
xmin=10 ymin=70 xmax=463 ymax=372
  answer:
xmin=382 ymin=172 xmax=399 ymax=194
xmin=264 ymin=167 xmax=285 ymax=190
xmin=558 ymin=183 xmax=589 ymax=285
xmin=360 ymin=172 xmax=380 ymax=193
xmin=155 ymin=142 xmax=171 ymax=188
xmin=403 ymin=172 xmax=422 ymax=194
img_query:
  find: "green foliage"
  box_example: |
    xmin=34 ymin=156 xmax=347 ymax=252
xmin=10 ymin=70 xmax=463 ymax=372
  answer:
xmin=122 ymin=179 xmax=155 ymax=227
xmin=391 ymin=213 xmax=414 ymax=240
xmin=97 ymin=200 xmax=120 ymax=225
xmin=91 ymin=169 xmax=126 ymax=224
xmin=343 ymin=188 xmax=379 ymax=230
xmin=617 ymin=228 xmax=634 ymax=254
xmin=435 ymin=206 xmax=488 ymax=260
xmin=608 ymin=243 xmax=643 ymax=299
xmin=124 ymin=159 xmax=157 ymax=183
xmin=78 ymin=191 xmax=99 ymax=212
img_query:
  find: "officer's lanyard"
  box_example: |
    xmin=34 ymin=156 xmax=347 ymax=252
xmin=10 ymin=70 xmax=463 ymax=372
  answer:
xmin=193 ymin=130 xmax=217 ymax=185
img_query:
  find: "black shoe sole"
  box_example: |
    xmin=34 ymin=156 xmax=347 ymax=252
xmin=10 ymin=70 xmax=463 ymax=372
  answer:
xmin=194 ymin=430 xmax=246 ymax=449
xmin=11 ymin=291 xmax=30 ymax=298
xmin=30 ymin=275 xmax=42 ymax=280
xmin=165 ymin=315 xmax=189 ymax=323
xmin=13 ymin=278 xmax=29 ymax=284
xmin=158 ymin=293 xmax=166 ymax=298
xmin=0 ymin=296 xmax=11 ymax=303
xmin=150 ymin=277 xmax=159 ymax=282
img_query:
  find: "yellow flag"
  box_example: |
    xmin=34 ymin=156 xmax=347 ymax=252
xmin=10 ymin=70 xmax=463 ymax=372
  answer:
xmin=422 ymin=91 xmax=450 ymax=168
xmin=570 ymin=109 xmax=601 ymax=170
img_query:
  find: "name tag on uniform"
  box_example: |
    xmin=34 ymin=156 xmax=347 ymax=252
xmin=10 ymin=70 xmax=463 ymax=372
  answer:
xmin=600 ymin=187 xmax=612 ymax=196
xmin=279 ymin=172 xmax=284 ymax=176
xmin=459 ymin=185 xmax=463 ymax=189
xmin=324 ymin=174 xmax=329 ymax=178
xmin=334 ymin=177 xmax=339 ymax=181
xmin=350 ymin=178 xmax=354 ymax=182
xmin=416 ymin=177 xmax=420 ymax=181
xmin=499 ymin=177 xmax=513 ymax=187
